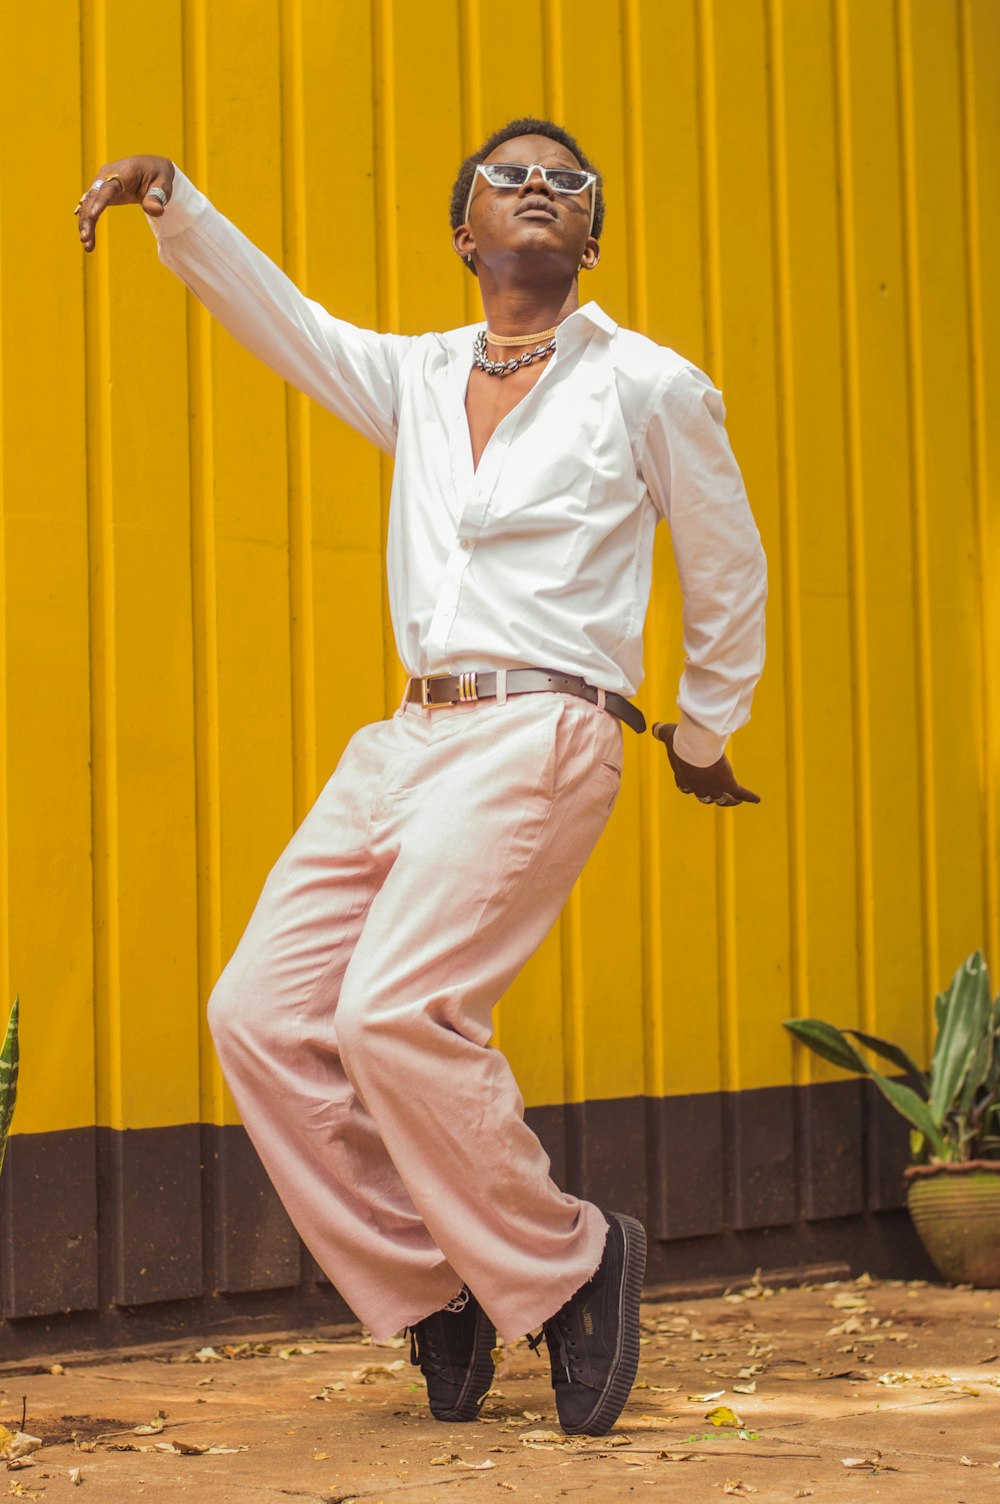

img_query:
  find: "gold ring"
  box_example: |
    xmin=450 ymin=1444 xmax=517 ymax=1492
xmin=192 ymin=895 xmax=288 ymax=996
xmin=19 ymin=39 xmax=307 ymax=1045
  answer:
xmin=104 ymin=173 xmax=126 ymax=193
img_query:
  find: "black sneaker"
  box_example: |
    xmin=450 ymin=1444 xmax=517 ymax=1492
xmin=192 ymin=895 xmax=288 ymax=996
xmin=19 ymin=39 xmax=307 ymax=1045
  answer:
xmin=531 ymin=1211 xmax=647 ymax=1436
xmin=408 ymin=1287 xmax=496 ymax=1422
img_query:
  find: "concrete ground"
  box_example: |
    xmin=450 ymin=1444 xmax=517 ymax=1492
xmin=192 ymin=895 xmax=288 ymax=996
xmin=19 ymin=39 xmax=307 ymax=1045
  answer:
xmin=1 ymin=1274 xmax=998 ymax=1503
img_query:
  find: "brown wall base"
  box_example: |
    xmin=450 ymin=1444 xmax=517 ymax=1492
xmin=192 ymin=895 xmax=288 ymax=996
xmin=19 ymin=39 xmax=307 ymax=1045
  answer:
xmin=0 ymin=1080 xmax=936 ymax=1359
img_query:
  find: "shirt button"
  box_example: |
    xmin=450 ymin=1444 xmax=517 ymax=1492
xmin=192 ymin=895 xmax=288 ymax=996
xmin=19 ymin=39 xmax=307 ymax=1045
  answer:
xmin=458 ymin=539 xmax=471 ymax=551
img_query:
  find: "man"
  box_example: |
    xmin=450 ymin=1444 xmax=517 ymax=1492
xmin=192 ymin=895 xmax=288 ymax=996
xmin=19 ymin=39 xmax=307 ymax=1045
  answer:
xmin=76 ymin=116 xmax=766 ymax=1437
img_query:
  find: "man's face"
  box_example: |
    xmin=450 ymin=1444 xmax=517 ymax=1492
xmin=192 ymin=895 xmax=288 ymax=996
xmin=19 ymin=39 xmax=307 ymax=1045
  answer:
xmin=455 ymin=133 xmax=597 ymax=277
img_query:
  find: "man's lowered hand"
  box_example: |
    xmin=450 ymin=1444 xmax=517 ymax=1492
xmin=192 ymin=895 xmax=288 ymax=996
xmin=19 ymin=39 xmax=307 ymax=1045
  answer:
xmin=652 ymin=722 xmax=760 ymax=807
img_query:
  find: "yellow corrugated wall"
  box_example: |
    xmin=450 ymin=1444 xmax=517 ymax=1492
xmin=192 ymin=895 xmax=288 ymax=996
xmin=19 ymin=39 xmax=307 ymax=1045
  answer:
xmin=1 ymin=0 xmax=998 ymax=1147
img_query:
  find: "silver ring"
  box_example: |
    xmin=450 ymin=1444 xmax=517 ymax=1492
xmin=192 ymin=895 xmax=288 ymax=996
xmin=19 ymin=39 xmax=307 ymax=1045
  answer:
xmin=147 ymin=186 xmax=168 ymax=207
xmin=698 ymin=794 xmax=713 ymax=804
xmin=90 ymin=177 xmax=105 ymax=192
xmin=714 ymin=795 xmax=731 ymax=806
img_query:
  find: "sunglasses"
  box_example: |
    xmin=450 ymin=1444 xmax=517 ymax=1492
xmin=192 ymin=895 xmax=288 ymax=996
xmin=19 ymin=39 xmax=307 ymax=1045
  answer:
xmin=464 ymin=162 xmax=598 ymax=235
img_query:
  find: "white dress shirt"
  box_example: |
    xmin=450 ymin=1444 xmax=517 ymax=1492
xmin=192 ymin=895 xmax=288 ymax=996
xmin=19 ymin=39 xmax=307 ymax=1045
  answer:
xmin=150 ymin=169 xmax=766 ymax=767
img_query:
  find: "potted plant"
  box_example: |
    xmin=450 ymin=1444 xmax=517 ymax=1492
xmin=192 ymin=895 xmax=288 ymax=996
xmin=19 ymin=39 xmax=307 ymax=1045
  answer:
xmin=783 ymin=953 xmax=1000 ymax=1286
xmin=0 ymin=997 xmax=18 ymax=1175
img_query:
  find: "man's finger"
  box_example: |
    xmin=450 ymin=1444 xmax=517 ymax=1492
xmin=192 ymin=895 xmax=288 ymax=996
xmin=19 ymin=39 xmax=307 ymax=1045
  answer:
xmin=141 ymin=177 xmax=171 ymax=217
xmin=730 ymin=782 xmax=761 ymax=805
xmin=77 ymin=179 xmax=123 ymax=251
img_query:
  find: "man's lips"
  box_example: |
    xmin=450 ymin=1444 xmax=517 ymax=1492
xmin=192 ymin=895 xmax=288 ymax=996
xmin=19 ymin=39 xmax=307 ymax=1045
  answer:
xmin=515 ymin=197 xmax=558 ymax=220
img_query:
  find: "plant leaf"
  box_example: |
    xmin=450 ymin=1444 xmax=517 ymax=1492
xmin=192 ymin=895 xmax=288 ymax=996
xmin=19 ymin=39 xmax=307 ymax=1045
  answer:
xmin=844 ymin=1029 xmax=928 ymax=1091
xmin=0 ymin=998 xmax=19 ymax=1177
xmin=783 ymin=1019 xmax=869 ymax=1075
xmin=929 ymin=954 xmax=992 ymax=1124
xmin=865 ymin=1069 xmax=950 ymax=1160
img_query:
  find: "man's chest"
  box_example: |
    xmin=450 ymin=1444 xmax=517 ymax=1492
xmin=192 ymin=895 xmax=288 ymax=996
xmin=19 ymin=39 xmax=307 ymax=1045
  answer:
xmin=464 ymin=363 xmax=549 ymax=473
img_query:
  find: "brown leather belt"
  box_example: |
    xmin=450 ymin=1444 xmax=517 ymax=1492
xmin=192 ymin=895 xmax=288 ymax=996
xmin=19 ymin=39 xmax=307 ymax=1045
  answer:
xmin=404 ymin=668 xmax=647 ymax=735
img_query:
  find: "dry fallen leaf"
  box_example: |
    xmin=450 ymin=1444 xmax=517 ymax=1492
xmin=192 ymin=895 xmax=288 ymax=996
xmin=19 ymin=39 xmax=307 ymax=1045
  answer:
xmin=521 ymin=1411 xmax=542 ymax=1422
xmin=456 ymin=1459 xmax=496 ymax=1470
xmin=829 ymin=1293 xmax=869 ymax=1311
xmin=351 ymin=1360 xmax=405 ymax=1384
xmin=519 ymin=1429 xmax=568 ymax=1447
xmin=724 ymin=1482 xmax=758 ymax=1496
xmin=7 ymin=1482 xmax=44 ymax=1500
xmin=151 ymin=1441 xmax=246 ymax=1456
xmin=794 ymin=1490 xmax=813 ymax=1498
xmin=841 ymin=1452 xmax=897 ymax=1473
xmin=0 ymin=1434 xmax=42 ymax=1462
xmin=827 ymin=1315 xmax=865 ymax=1337
xmin=312 ymin=1451 xmax=329 ymax=1461
xmin=68 ymin=1468 xmax=82 ymax=1486
xmin=193 ymin=1346 xmax=224 ymax=1363
xmin=431 ymin=1453 xmax=459 ymax=1465
xmin=733 ymin=1381 xmax=757 ymax=1395
xmin=688 ymin=1390 xmax=726 ymax=1403
xmin=133 ymin=1411 xmax=166 ymax=1435
xmin=706 ymin=1406 xmax=744 ymax=1428
xmin=49 ymin=1364 xmax=66 ymax=1376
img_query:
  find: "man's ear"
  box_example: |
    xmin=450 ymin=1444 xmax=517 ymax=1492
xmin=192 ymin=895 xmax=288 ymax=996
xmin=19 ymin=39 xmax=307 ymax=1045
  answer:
xmin=452 ymin=224 xmax=476 ymax=267
xmin=579 ymin=236 xmax=600 ymax=272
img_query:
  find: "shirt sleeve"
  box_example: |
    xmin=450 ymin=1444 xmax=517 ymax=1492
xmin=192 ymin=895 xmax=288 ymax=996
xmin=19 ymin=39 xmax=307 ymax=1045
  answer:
xmin=639 ymin=363 xmax=768 ymax=767
xmin=148 ymin=167 xmax=409 ymax=455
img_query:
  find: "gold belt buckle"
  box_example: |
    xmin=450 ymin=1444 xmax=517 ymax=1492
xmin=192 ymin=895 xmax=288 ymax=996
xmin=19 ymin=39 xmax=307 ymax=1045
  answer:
xmin=420 ymin=673 xmax=452 ymax=709
xmin=419 ymin=671 xmax=479 ymax=708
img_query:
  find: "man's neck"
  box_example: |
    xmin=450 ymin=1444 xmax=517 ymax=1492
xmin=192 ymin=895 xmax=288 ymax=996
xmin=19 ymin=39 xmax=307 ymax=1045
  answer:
xmin=477 ymin=276 xmax=581 ymax=338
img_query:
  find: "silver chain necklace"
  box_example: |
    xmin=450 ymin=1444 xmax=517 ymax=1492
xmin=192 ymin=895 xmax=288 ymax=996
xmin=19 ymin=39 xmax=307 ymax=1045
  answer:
xmin=472 ymin=329 xmax=556 ymax=378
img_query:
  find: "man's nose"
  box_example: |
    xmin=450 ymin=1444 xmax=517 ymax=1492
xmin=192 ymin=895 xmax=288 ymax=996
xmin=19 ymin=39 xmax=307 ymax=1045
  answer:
xmin=519 ymin=166 xmax=553 ymax=197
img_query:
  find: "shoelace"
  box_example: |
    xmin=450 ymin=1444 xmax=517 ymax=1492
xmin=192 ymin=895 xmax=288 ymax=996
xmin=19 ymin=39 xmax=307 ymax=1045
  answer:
xmin=527 ymin=1324 xmax=577 ymax=1385
xmin=408 ymin=1286 xmax=472 ymax=1370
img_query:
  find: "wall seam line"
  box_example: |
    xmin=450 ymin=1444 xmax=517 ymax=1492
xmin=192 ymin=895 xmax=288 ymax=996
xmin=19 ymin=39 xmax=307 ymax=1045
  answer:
xmin=831 ymin=0 xmax=875 ymax=1039
xmin=894 ymin=0 xmax=939 ymax=1029
xmin=957 ymin=0 xmax=999 ymax=971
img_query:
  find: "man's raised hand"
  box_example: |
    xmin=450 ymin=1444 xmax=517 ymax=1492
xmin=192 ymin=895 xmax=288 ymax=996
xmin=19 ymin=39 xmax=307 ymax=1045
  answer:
xmin=652 ymin=722 xmax=760 ymax=808
xmin=75 ymin=156 xmax=175 ymax=253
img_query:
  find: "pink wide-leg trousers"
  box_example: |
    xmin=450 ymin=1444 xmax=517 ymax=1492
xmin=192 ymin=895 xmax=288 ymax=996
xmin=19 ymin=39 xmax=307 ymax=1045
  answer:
xmin=207 ymin=689 xmax=623 ymax=1341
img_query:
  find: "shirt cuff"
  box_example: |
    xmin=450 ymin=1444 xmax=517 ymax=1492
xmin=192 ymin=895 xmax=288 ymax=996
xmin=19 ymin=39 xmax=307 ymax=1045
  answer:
xmin=149 ymin=166 xmax=209 ymax=238
xmin=671 ymin=713 xmax=727 ymax=768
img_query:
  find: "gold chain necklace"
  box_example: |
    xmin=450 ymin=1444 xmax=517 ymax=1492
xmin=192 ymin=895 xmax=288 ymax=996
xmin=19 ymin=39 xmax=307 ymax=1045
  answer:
xmin=485 ymin=325 xmax=558 ymax=348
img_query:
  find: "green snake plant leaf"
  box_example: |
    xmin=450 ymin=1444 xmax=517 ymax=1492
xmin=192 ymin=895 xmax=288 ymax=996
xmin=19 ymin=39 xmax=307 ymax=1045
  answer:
xmin=864 ymin=1066 xmax=950 ymax=1161
xmin=843 ymin=1029 xmax=929 ymax=1093
xmin=783 ymin=1018 xmax=870 ymax=1075
xmin=784 ymin=1014 xmax=949 ymax=1160
xmin=929 ymin=953 xmax=992 ymax=1125
xmin=934 ymin=989 xmax=948 ymax=1037
xmin=0 ymin=997 xmax=19 ymax=1176
xmin=959 ymin=1029 xmax=995 ymax=1117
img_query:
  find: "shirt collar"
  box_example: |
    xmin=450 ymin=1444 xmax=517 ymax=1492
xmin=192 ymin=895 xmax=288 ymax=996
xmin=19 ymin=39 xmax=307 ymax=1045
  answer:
xmin=443 ymin=300 xmax=616 ymax=361
xmin=563 ymin=300 xmax=617 ymax=336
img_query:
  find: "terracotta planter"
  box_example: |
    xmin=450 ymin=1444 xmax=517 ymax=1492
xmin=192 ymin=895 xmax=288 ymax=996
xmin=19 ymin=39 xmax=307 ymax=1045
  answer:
xmin=905 ymin=1161 xmax=1000 ymax=1287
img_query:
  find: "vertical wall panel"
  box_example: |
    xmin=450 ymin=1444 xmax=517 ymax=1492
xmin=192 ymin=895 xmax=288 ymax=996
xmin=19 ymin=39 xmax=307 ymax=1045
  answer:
xmin=0 ymin=0 xmax=997 ymax=1331
xmin=962 ymin=0 xmax=1000 ymax=973
xmin=837 ymin=0 xmax=925 ymax=1070
xmin=0 ymin=3 xmax=100 ymax=1316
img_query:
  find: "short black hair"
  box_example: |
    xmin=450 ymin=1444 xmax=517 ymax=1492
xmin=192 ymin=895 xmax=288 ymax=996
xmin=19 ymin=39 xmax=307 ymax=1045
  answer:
xmin=450 ymin=116 xmax=605 ymax=275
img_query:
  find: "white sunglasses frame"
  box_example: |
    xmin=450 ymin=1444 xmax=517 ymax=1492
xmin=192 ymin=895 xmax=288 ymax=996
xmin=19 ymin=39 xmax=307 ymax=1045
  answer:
xmin=463 ymin=161 xmax=598 ymax=238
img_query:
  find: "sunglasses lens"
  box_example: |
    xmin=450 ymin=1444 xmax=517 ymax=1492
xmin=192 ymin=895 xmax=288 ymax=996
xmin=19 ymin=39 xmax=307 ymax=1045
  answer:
xmin=482 ymin=164 xmax=530 ymax=186
xmin=546 ymin=170 xmax=590 ymax=193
